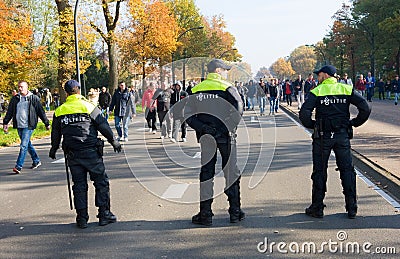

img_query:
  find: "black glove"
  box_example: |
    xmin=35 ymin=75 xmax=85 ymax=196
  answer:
xmin=110 ymin=140 xmax=122 ymax=153
xmin=201 ymin=125 xmax=216 ymax=136
xmin=49 ymin=147 xmax=57 ymax=159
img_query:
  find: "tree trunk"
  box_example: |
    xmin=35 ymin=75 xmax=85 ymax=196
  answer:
xmin=90 ymin=0 xmax=123 ymax=96
xmin=55 ymin=0 xmax=74 ymax=104
xmin=108 ymin=42 xmax=118 ymax=95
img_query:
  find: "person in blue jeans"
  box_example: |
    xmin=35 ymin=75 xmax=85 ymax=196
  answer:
xmin=392 ymin=75 xmax=400 ymax=105
xmin=109 ymin=82 xmax=135 ymax=142
xmin=246 ymin=80 xmax=257 ymax=110
xmin=365 ymin=72 xmax=375 ymax=102
xmin=267 ymin=78 xmax=279 ymax=115
xmin=3 ymin=81 xmax=50 ymax=174
xmin=257 ymin=79 xmax=267 ymax=115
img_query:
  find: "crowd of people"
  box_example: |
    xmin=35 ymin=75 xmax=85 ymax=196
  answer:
xmin=353 ymin=73 xmax=400 ymax=104
xmin=0 ymin=62 xmax=377 ymax=228
xmin=233 ymin=74 xmax=317 ymax=115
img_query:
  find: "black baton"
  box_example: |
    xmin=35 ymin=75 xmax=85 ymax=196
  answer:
xmin=319 ymin=119 xmax=327 ymax=192
xmin=64 ymin=154 xmax=74 ymax=210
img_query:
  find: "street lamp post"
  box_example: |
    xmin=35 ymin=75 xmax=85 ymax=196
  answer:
xmin=74 ymin=0 xmax=80 ymax=86
xmin=73 ymin=0 xmax=87 ymax=96
xmin=171 ymin=26 xmax=204 ymax=85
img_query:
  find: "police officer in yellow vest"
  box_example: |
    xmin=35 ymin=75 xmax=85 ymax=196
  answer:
xmin=50 ymin=80 xmax=122 ymax=228
xmin=299 ymin=65 xmax=370 ymax=219
xmin=185 ymin=59 xmax=244 ymax=226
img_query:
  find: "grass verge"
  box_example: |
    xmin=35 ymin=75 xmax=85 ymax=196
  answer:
xmin=0 ymin=121 xmax=51 ymax=147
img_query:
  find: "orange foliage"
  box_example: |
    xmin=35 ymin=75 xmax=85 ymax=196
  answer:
xmin=203 ymin=15 xmax=236 ymax=58
xmin=119 ymin=0 xmax=179 ymax=78
xmin=0 ymin=0 xmax=47 ymax=93
xmin=121 ymin=0 xmax=179 ymax=63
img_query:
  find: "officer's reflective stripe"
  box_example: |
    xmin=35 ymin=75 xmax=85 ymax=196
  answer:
xmin=311 ymin=77 xmax=352 ymax=96
xmin=192 ymin=73 xmax=231 ymax=93
xmin=55 ymin=94 xmax=96 ymax=117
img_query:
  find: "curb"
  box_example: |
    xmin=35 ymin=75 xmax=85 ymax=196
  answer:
xmin=279 ymin=103 xmax=400 ymax=203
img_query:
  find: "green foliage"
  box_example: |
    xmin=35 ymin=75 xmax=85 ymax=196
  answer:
xmin=84 ymin=54 xmax=109 ymax=90
xmin=166 ymin=0 xmax=208 ymax=59
xmin=0 ymin=121 xmax=51 ymax=147
xmin=325 ymin=0 xmax=400 ymax=79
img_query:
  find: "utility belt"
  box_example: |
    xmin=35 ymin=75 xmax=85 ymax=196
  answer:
xmin=63 ymin=138 xmax=104 ymax=159
xmin=313 ymin=126 xmax=353 ymax=139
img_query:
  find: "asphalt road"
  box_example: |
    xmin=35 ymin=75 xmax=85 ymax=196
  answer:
xmin=0 ymin=110 xmax=399 ymax=258
xmin=349 ymin=98 xmax=400 ymax=177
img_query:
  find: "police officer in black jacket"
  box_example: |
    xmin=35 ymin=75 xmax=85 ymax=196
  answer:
xmin=299 ymin=65 xmax=370 ymax=219
xmin=50 ymin=80 xmax=122 ymax=229
xmin=185 ymin=59 xmax=244 ymax=226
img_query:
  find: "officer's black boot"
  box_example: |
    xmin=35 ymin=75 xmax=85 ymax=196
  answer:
xmin=192 ymin=200 xmax=213 ymax=226
xmin=340 ymin=167 xmax=357 ymax=219
xmin=226 ymin=183 xmax=245 ymax=223
xmin=76 ymin=208 xmax=89 ymax=229
xmin=97 ymin=206 xmax=117 ymax=226
xmin=345 ymin=196 xmax=358 ymax=219
xmin=305 ymin=187 xmax=325 ymax=218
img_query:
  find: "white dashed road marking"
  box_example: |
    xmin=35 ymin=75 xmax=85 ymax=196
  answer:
xmin=161 ymin=183 xmax=189 ymax=199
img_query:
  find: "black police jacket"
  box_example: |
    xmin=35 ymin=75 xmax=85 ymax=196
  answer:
xmin=51 ymin=94 xmax=115 ymax=153
xmin=299 ymin=77 xmax=370 ymax=131
xmin=185 ymin=73 xmax=243 ymax=143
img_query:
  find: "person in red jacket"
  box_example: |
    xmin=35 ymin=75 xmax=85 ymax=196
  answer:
xmin=142 ymin=83 xmax=157 ymax=133
xmin=355 ymin=74 xmax=366 ymax=97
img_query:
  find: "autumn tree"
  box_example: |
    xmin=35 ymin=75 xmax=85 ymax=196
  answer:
xmin=9 ymin=0 xmax=59 ymax=90
xmin=198 ymin=14 xmax=240 ymax=80
xmin=119 ymin=0 xmax=179 ymax=90
xmin=269 ymin=58 xmax=295 ymax=80
xmin=203 ymin=15 xmax=239 ymax=61
xmin=90 ymin=0 xmax=125 ymax=94
xmin=0 ymin=0 xmax=46 ymax=94
xmin=166 ymin=0 xmax=206 ymax=60
xmin=255 ymin=67 xmax=271 ymax=79
xmin=288 ymin=46 xmax=317 ymax=77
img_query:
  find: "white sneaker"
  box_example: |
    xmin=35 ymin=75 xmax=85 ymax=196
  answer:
xmin=120 ymin=137 xmax=125 ymax=142
xmin=152 ymin=130 xmax=157 ymax=134
xmin=160 ymin=136 xmax=165 ymax=141
xmin=170 ymin=138 xmax=177 ymax=143
xmin=148 ymin=128 xmax=153 ymax=132
xmin=182 ymin=138 xmax=187 ymax=142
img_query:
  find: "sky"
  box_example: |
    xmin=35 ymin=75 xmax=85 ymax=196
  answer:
xmin=195 ymin=0 xmax=349 ymax=73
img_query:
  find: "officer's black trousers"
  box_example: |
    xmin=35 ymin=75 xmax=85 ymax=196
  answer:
xmin=68 ymin=154 xmax=110 ymax=211
xmin=199 ymin=135 xmax=242 ymax=212
xmin=312 ymin=132 xmax=356 ymax=206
